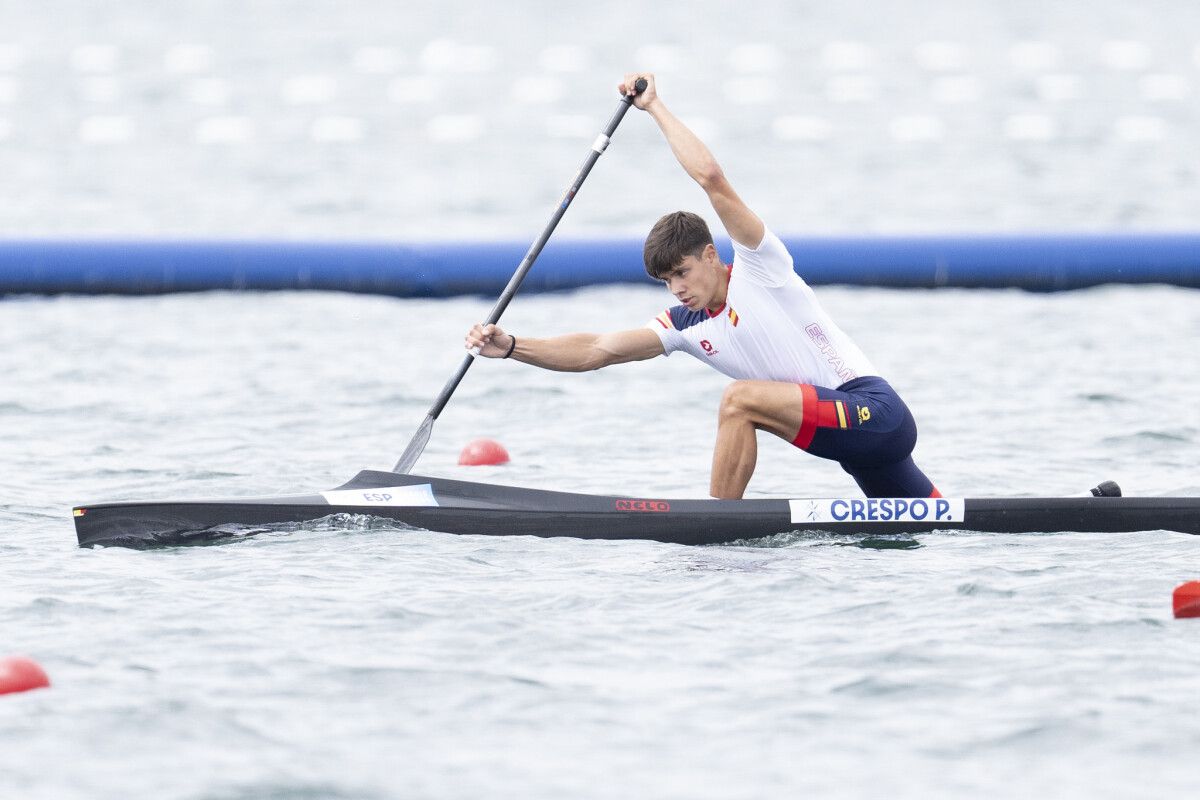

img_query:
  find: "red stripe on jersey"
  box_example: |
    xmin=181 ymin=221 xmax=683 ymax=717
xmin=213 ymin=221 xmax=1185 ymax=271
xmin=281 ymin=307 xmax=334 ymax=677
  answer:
xmin=705 ymin=265 xmax=735 ymax=318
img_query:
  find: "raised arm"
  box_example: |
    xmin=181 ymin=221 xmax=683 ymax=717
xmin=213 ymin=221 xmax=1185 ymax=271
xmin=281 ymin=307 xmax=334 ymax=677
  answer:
xmin=466 ymin=323 xmax=664 ymax=372
xmin=620 ymin=73 xmax=765 ymax=250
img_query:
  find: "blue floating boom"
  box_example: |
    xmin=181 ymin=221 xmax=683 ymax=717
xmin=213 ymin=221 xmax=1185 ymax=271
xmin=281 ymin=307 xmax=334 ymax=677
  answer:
xmin=1 ymin=233 xmax=1198 ymax=296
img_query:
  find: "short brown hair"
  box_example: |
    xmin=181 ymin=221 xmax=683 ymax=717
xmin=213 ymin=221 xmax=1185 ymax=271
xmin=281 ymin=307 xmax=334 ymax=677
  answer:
xmin=643 ymin=211 xmax=713 ymax=280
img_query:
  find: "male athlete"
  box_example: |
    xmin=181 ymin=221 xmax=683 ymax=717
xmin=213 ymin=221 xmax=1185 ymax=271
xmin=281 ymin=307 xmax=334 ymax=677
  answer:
xmin=466 ymin=73 xmax=940 ymax=500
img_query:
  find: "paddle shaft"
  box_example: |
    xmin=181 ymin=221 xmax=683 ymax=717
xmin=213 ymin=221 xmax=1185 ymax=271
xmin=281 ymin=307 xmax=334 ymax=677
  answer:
xmin=393 ymin=80 xmax=646 ymax=473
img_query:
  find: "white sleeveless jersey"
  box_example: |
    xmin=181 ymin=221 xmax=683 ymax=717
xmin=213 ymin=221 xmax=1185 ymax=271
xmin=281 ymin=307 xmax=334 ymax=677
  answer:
xmin=645 ymin=229 xmax=877 ymax=387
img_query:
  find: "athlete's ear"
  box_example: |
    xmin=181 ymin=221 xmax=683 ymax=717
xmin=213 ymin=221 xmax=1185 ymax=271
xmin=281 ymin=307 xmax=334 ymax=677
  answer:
xmin=703 ymin=243 xmax=719 ymax=263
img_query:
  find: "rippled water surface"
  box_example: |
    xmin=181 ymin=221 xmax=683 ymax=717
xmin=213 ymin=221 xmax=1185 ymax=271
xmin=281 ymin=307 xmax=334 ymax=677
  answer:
xmin=3 ymin=286 xmax=1199 ymax=799
xmin=2 ymin=1 xmax=1199 ymax=237
xmin=4 ymin=0 xmax=1200 ymax=796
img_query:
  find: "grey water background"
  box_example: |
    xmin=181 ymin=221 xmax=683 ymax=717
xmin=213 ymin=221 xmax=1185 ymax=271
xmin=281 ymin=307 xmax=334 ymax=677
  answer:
xmin=5 ymin=288 xmax=1200 ymax=799
xmin=1 ymin=0 xmax=1199 ymax=237
xmin=3 ymin=1 xmax=1200 ymax=798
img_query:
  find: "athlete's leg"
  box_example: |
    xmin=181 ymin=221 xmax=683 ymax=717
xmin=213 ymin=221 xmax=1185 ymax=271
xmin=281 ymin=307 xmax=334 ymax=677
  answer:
xmin=799 ymin=377 xmax=942 ymax=498
xmin=844 ymin=457 xmax=942 ymax=498
xmin=710 ymin=381 xmax=806 ymax=499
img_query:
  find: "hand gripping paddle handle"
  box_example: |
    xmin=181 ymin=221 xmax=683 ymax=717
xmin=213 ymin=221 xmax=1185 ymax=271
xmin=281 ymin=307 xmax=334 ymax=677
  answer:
xmin=393 ymin=79 xmax=647 ymax=473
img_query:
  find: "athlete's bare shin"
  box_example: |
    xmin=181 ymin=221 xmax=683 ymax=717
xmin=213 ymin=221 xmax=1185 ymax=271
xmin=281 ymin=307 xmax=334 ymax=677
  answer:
xmin=709 ymin=381 xmax=806 ymax=499
xmin=710 ymin=413 xmax=758 ymax=499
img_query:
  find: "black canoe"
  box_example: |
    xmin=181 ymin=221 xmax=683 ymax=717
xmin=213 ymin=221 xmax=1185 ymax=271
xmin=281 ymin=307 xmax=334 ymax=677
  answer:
xmin=72 ymin=470 xmax=1200 ymax=549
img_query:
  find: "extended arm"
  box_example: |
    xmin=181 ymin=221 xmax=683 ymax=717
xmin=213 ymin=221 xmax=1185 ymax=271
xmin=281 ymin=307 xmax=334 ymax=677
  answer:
xmin=466 ymin=323 xmax=664 ymax=371
xmin=620 ymin=73 xmax=765 ymax=249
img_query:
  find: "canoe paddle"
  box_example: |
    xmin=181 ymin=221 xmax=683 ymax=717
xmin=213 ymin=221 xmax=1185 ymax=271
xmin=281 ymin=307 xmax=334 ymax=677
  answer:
xmin=392 ymin=78 xmax=647 ymax=474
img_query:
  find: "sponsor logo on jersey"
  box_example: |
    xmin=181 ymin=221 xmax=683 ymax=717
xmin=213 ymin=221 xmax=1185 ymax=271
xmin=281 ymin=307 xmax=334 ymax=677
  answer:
xmin=788 ymin=497 xmax=963 ymax=524
xmin=616 ymin=499 xmax=671 ymax=512
xmin=700 ymin=339 xmax=718 ymax=356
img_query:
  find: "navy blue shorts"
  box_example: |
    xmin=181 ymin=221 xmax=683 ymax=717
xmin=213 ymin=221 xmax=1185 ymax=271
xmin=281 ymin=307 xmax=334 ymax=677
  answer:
xmin=790 ymin=376 xmax=940 ymax=498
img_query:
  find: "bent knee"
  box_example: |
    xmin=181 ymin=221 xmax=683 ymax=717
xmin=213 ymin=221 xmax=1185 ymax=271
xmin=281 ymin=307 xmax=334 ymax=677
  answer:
xmin=718 ymin=381 xmax=761 ymax=422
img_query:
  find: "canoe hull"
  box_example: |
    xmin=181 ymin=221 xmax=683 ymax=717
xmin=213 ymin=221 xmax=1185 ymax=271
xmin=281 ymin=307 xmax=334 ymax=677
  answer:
xmin=72 ymin=470 xmax=1200 ymax=549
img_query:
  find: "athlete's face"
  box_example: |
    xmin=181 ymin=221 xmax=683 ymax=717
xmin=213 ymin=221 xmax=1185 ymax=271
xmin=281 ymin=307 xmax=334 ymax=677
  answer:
xmin=664 ymin=245 xmax=726 ymax=312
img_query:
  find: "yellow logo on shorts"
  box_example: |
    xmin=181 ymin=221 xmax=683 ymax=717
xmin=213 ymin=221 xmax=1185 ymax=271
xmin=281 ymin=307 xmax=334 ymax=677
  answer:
xmin=857 ymin=405 xmax=871 ymax=424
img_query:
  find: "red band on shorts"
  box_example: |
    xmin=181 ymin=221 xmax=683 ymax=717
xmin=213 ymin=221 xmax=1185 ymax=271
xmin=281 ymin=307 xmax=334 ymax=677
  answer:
xmin=792 ymin=384 xmax=853 ymax=451
xmin=792 ymin=384 xmax=818 ymax=450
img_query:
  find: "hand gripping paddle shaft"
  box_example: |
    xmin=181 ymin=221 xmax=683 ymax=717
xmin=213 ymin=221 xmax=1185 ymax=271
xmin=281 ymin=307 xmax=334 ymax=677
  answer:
xmin=393 ymin=79 xmax=647 ymax=473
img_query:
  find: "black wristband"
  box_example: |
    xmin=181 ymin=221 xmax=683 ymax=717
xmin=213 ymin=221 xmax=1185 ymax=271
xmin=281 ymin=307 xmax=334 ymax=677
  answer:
xmin=502 ymin=334 xmax=517 ymax=359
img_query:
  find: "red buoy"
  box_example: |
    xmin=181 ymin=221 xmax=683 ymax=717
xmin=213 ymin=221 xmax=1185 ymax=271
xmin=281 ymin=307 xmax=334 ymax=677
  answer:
xmin=1173 ymin=581 xmax=1200 ymax=619
xmin=458 ymin=438 xmax=510 ymax=466
xmin=0 ymin=656 xmax=50 ymax=695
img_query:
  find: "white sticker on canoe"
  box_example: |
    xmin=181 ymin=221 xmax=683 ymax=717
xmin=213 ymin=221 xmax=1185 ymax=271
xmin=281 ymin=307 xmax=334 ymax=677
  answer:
xmin=789 ymin=497 xmax=963 ymax=524
xmin=321 ymin=484 xmax=439 ymax=508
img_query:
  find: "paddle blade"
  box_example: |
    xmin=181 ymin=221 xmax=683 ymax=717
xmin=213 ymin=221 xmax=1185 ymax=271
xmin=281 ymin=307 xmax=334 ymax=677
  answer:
xmin=393 ymin=414 xmax=434 ymax=473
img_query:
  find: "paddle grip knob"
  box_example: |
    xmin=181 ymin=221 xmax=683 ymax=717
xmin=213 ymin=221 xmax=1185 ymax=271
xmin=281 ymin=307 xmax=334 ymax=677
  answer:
xmin=633 ymin=78 xmax=648 ymax=94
